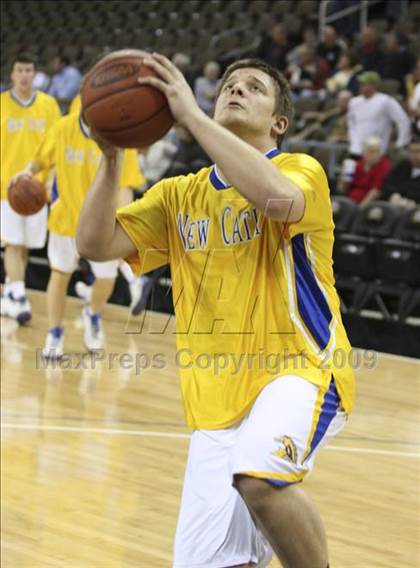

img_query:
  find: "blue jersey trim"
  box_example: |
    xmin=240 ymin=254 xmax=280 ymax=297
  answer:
xmin=303 ymin=379 xmax=340 ymax=463
xmin=51 ymin=176 xmax=58 ymax=203
xmin=209 ymin=147 xmax=281 ymax=190
xmin=291 ymin=233 xmax=332 ymax=351
xmin=267 ymin=478 xmax=303 ymax=488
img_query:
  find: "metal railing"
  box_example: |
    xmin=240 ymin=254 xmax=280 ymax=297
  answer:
xmin=318 ymin=0 xmax=383 ymax=36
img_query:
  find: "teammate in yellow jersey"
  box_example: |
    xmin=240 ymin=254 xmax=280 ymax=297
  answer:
xmin=1 ymin=53 xmax=61 ymax=324
xmin=11 ymin=112 xmax=143 ymax=356
xmin=77 ymin=55 xmax=355 ymax=568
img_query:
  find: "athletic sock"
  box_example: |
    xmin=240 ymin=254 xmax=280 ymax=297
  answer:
xmin=119 ymin=261 xmax=136 ymax=284
xmin=49 ymin=326 xmax=64 ymax=338
xmin=9 ymin=280 xmax=25 ymax=299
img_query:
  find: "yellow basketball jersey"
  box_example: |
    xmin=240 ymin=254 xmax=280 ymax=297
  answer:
xmin=0 ymin=89 xmax=61 ymax=199
xmin=69 ymin=95 xmax=81 ymax=115
xmin=34 ymin=113 xmax=144 ymax=237
xmin=117 ymin=150 xmax=356 ymax=430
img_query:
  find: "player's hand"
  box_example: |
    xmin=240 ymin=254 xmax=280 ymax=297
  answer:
xmin=8 ymin=169 xmax=33 ymax=190
xmin=138 ymin=52 xmax=203 ymax=128
xmin=90 ymin=125 xmax=122 ymax=160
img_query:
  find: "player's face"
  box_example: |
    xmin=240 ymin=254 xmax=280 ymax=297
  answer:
xmin=214 ymin=68 xmax=286 ymax=142
xmin=11 ymin=63 xmax=35 ymax=91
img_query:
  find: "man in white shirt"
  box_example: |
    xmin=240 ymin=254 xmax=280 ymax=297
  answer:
xmin=347 ymin=71 xmax=411 ymax=157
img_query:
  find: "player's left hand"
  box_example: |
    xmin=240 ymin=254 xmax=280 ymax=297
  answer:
xmin=138 ymin=53 xmax=203 ymax=128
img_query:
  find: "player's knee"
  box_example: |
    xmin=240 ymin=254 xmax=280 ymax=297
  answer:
xmin=234 ymin=474 xmax=273 ymax=513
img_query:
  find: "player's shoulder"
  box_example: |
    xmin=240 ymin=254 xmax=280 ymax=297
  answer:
xmin=0 ymin=90 xmax=12 ymax=105
xmin=50 ymin=112 xmax=77 ymax=135
xmin=34 ymin=91 xmax=59 ymax=106
xmin=274 ymin=151 xmax=325 ymax=173
xmin=164 ymin=165 xmax=213 ymax=190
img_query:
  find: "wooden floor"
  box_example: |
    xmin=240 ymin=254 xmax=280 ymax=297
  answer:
xmin=1 ymin=290 xmax=419 ymax=568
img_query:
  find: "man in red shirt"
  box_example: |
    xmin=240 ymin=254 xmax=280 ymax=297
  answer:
xmin=342 ymin=136 xmax=392 ymax=205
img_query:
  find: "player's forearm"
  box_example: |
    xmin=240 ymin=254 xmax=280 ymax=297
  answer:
xmin=76 ymin=152 xmax=123 ymax=258
xmin=185 ymin=112 xmax=304 ymax=221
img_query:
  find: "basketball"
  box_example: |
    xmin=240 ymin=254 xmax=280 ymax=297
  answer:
xmin=81 ymin=49 xmax=174 ymax=148
xmin=8 ymin=176 xmax=47 ymax=216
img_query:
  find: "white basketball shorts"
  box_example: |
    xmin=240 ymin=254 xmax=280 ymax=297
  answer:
xmin=1 ymin=199 xmax=48 ymax=249
xmin=173 ymin=374 xmax=347 ymax=568
xmin=48 ymin=233 xmax=119 ymax=278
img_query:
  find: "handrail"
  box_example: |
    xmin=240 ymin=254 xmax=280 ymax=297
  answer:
xmin=318 ymin=0 xmax=382 ymax=37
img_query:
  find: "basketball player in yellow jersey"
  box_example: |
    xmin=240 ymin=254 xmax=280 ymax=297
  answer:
xmin=1 ymin=53 xmax=61 ymax=324
xmin=11 ymin=112 xmax=142 ymax=356
xmin=77 ymin=55 xmax=356 ymax=568
xmin=68 ymin=94 xmax=81 ymax=115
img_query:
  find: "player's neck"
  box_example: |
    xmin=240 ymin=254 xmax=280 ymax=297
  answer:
xmin=12 ymin=86 xmax=34 ymax=102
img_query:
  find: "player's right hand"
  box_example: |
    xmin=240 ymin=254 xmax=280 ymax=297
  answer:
xmin=8 ymin=170 xmax=33 ymax=190
xmin=90 ymin=126 xmax=122 ymax=160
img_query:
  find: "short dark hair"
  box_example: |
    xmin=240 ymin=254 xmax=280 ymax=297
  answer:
xmin=216 ymin=58 xmax=294 ymax=147
xmin=11 ymin=52 xmax=37 ymax=71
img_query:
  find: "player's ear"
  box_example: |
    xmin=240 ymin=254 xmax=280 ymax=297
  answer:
xmin=271 ymin=114 xmax=288 ymax=138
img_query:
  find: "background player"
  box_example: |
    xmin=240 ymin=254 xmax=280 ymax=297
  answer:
xmin=1 ymin=53 xmax=61 ymax=324
xmin=10 ymin=111 xmax=142 ymax=356
xmin=77 ymin=54 xmax=355 ymax=568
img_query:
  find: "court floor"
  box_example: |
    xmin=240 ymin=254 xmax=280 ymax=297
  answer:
xmin=1 ymin=290 xmax=419 ymax=567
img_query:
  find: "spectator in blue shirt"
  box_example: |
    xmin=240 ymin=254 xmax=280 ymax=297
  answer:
xmin=47 ymin=54 xmax=81 ymax=110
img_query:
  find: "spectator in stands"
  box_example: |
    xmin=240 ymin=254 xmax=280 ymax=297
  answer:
xmin=286 ymin=27 xmax=318 ymax=66
xmin=326 ymin=50 xmax=362 ymax=95
xmin=194 ymin=61 xmax=221 ymax=116
xmin=172 ymin=52 xmax=195 ymax=87
xmin=317 ymin=26 xmax=346 ymax=72
xmin=33 ymin=68 xmax=50 ymax=92
xmin=165 ymin=125 xmax=210 ymax=177
xmin=288 ymin=46 xmax=330 ymax=97
xmin=341 ymin=136 xmax=392 ymax=206
xmin=381 ymin=136 xmax=420 ymax=207
xmin=138 ymin=136 xmax=178 ymax=188
xmin=292 ymin=89 xmax=351 ymax=142
xmin=407 ymin=58 xmax=420 ymax=136
xmin=380 ymin=33 xmax=416 ymax=95
xmin=356 ymin=27 xmax=384 ymax=73
xmin=347 ymin=71 xmax=411 ymax=158
xmin=257 ymin=22 xmax=291 ymax=71
xmin=47 ymin=54 xmax=81 ymax=110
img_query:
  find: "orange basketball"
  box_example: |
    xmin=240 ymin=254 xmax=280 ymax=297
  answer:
xmin=8 ymin=176 xmax=47 ymax=216
xmin=81 ymin=49 xmax=174 ymax=148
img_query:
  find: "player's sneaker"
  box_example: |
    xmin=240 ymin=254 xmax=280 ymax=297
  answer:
xmin=75 ymin=281 xmax=92 ymax=303
xmin=42 ymin=327 xmax=64 ymax=359
xmin=0 ymin=293 xmax=32 ymax=325
xmin=130 ymin=276 xmax=154 ymax=315
xmin=82 ymin=307 xmax=103 ymax=351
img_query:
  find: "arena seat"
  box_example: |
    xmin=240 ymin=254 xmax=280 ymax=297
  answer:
xmin=331 ymin=196 xmax=359 ymax=234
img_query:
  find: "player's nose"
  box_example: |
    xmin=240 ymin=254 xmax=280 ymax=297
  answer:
xmin=229 ymin=83 xmax=245 ymax=96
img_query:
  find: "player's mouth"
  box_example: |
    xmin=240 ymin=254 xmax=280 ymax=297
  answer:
xmin=226 ymin=101 xmax=244 ymax=109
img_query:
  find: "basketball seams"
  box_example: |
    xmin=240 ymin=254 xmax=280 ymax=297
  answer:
xmin=96 ymin=102 xmax=170 ymax=133
xmin=82 ymin=83 xmax=166 ymax=113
